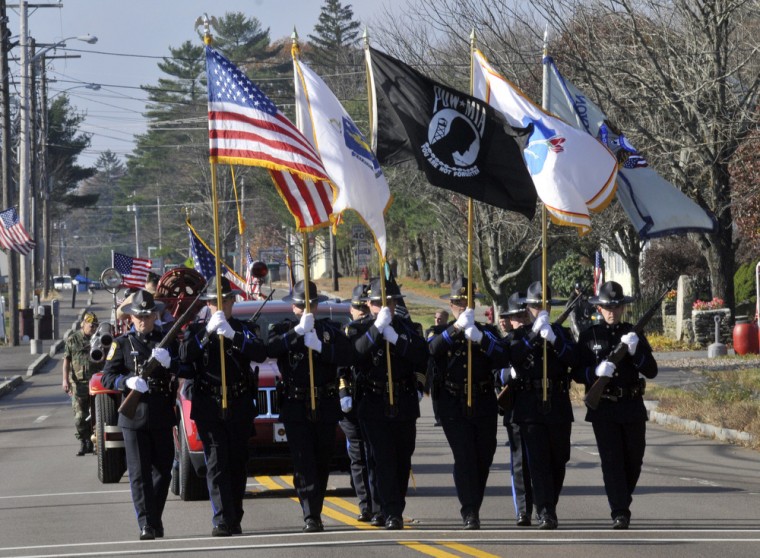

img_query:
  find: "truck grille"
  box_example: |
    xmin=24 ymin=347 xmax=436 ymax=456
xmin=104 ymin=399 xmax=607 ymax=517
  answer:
xmin=256 ymin=387 xmax=279 ymax=418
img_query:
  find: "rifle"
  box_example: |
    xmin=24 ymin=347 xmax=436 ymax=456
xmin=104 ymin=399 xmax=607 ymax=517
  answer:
xmin=584 ymin=284 xmax=674 ymax=410
xmin=497 ymin=286 xmax=587 ymax=411
xmin=248 ymin=289 xmax=275 ymax=325
xmin=118 ymin=293 xmax=204 ymax=419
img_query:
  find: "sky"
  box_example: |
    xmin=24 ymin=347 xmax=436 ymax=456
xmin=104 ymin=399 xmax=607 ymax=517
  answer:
xmin=5 ymin=0 xmax=406 ymax=167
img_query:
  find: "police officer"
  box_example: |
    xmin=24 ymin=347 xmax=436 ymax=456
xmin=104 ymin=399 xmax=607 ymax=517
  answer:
xmin=338 ymin=284 xmax=380 ymax=523
xmin=571 ymin=281 xmax=658 ymax=529
xmin=62 ymin=311 xmax=100 ymax=455
xmin=507 ymin=281 xmax=578 ymax=530
xmin=267 ymin=280 xmax=353 ymax=532
xmin=179 ymin=276 xmax=267 ymax=536
xmin=498 ymin=292 xmax=534 ymax=526
xmin=101 ymin=290 xmax=177 ymax=540
xmin=428 ymin=277 xmax=507 ymax=529
xmin=351 ymin=277 xmax=428 ymax=530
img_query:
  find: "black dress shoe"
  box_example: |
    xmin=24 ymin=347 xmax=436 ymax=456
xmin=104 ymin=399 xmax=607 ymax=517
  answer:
xmin=357 ymin=511 xmax=373 ymax=522
xmin=212 ymin=523 xmax=231 ymax=537
xmin=385 ymin=516 xmax=403 ymax=530
xmin=538 ymin=516 xmax=558 ymax=530
xmin=370 ymin=513 xmax=386 ymax=527
xmin=463 ymin=516 xmax=480 ymax=530
xmin=612 ymin=516 xmax=629 ymax=530
xmin=303 ymin=518 xmax=324 ymax=533
xmin=516 ymin=513 xmax=531 ymax=527
xmin=231 ymin=524 xmax=242 ymax=535
xmin=155 ymin=526 xmax=164 ymax=538
xmin=139 ymin=526 xmax=156 ymax=540
xmin=85 ymin=439 xmax=94 ymax=454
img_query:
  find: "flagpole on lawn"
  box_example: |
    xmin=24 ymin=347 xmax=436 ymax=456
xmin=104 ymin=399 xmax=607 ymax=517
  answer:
xmin=364 ymin=29 xmax=394 ymax=412
xmin=203 ymin=26 xmax=228 ymax=416
xmin=539 ymin=27 xmax=551 ymax=412
xmin=292 ymin=31 xmax=318 ymax=420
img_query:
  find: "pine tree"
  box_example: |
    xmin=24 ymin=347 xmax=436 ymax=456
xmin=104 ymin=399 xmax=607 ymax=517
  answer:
xmin=307 ymin=0 xmax=361 ymax=70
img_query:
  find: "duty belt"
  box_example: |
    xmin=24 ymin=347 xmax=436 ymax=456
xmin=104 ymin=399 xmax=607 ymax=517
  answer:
xmin=283 ymin=382 xmax=338 ymax=401
xmin=515 ymin=378 xmax=568 ymax=393
xmin=197 ymin=379 xmax=250 ymax=399
xmin=600 ymin=380 xmax=646 ymax=402
xmin=365 ymin=376 xmax=415 ymax=396
xmin=443 ymin=379 xmax=493 ymax=397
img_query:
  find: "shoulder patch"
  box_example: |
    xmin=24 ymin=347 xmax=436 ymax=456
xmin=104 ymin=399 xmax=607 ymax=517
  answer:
xmin=106 ymin=343 xmax=117 ymax=361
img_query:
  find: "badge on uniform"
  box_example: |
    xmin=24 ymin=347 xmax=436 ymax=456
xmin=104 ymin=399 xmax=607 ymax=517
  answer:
xmin=323 ymin=330 xmax=331 ymax=343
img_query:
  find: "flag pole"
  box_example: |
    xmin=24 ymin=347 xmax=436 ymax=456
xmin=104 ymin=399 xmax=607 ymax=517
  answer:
xmin=203 ymin=25 xmax=228 ymax=415
xmin=364 ymin=29 xmax=394 ymax=411
xmin=466 ymin=30 xmax=479 ymax=413
xmin=292 ymin=31 xmax=318 ymax=420
xmin=539 ymin=27 xmax=550 ymax=412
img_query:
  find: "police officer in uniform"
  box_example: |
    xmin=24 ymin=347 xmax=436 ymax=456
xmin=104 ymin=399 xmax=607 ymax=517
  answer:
xmin=572 ymin=281 xmax=658 ymax=529
xmin=338 ymin=284 xmax=380 ymax=523
xmin=62 ymin=311 xmax=100 ymax=455
xmin=101 ymin=290 xmax=177 ymax=540
xmin=507 ymin=281 xmax=579 ymax=529
xmin=267 ymin=280 xmax=353 ymax=532
xmin=498 ymin=292 xmax=534 ymax=526
xmin=179 ymin=276 xmax=267 ymax=536
xmin=428 ymin=277 xmax=507 ymax=529
xmin=351 ymin=277 xmax=428 ymax=530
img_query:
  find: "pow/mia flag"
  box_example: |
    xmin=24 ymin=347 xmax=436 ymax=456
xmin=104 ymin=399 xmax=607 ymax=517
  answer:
xmin=366 ymin=47 xmax=537 ymax=219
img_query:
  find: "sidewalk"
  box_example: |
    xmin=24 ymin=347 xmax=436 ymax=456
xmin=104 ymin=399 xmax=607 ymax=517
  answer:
xmin=0 ymin=289 xmax=113 ymax=397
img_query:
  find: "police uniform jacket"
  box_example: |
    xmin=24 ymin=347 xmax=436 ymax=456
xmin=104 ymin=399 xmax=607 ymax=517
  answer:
xmin=350 ymin=313 xmax=428 ymax=422
xmin=428 ymin=321 xmax=508 ymax=418
xmin=508 ymin=323 xmax=578 ymax=424
xmin=572 ymin=322 xmax=658 ymax=423
xmin=267 ymin=317 xmax=353 ymax=423
xmin=179 ymin=317 xmax=267 ymax=423
xmin=101 ymin=329 xmax=179 ymax=430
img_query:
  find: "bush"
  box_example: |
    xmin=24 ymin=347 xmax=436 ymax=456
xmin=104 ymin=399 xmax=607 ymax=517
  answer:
xmin=734 ymin=261 xmax=758 ymax=305
xmin=548 ymin=253 xmax=593 ymax=297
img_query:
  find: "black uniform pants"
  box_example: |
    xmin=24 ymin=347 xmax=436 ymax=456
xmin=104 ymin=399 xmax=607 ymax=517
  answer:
xmin=122 ymin=427 xmax=174 ymax=531
xmin=283 ymin=419 xmax=337 ymax=521
xmin=196 ymin=414 xmax=253 ymax=528
xmin=592 ymin=419 xmax=646 ymax=519
xmin=506 ymin=420 xmax=533 ymax=518
xmin=361 ymin=419 xmax=416 ymax=518
xmin=521 ymin=421 xmax=571 ymax=520
xmin=339 ymin=416 xmax=378 ymax=515
xmin=441 ymin=413 xmax=497 ymax=519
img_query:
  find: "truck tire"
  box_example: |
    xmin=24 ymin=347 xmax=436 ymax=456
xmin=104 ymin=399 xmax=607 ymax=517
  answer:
xmin=95 ymin=394 xmax=126 ymax=483
xmin=178 ymin=423 xmax=208 ymax=501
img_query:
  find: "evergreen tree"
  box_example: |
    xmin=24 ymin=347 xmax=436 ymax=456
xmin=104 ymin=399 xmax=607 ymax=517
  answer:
xmin=307 ymin=0 xmax=361 ymax=69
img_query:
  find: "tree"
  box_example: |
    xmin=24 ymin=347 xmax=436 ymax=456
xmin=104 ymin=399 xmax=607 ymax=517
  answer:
xmin=307 ymin=0 xmax=362 ymax=69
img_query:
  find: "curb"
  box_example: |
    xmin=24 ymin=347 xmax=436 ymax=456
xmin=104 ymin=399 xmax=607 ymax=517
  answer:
xmin=0 ymin=375 xmax=23 ymax=397
xmin=644 ymin=400 xmax=755 ymax=446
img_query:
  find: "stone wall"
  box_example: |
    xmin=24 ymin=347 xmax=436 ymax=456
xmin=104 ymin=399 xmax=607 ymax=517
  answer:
xmin=692 ymin=308 xmax=732 ymax=347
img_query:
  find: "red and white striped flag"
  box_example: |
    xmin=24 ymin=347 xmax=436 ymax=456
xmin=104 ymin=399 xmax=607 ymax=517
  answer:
xmin=0 ymin=207 xmax=36 ymax=256
xmin=205 ymin=45 xmax=334 ymax=232
xmin=593 ymin=251 xmax=604 ymax=295
xmin=113 ymin=252 xmax=152 ymax=289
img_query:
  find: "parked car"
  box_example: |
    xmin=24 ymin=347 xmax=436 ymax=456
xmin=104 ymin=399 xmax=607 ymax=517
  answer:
xmin=53 ymin=275 xmax=73 ymax=290
xmin=170 ymin=298 xmax=353 ymax=501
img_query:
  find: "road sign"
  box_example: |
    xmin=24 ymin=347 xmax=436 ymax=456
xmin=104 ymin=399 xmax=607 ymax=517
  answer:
xmin=352 ymin=225 xmax=366 ymax=241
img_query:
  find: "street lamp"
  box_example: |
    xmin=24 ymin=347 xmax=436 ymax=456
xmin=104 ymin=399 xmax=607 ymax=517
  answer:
xmin=126 ymin=204 xmax=140 ymax=257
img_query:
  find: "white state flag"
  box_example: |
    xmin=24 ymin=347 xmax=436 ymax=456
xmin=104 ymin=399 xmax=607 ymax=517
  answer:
xmin=472 ymin=49 xmax=618 ymax=234
xmin=293 ymin=57 xmax=391 ymax=257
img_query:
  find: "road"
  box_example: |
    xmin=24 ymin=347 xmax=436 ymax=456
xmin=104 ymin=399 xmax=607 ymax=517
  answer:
xmin=1 ymin=347 xmax=759 ymax=557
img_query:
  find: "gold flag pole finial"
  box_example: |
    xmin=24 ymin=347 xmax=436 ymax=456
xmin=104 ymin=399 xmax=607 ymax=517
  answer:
xmin=195 ymin=13 xmax=217 ymax=46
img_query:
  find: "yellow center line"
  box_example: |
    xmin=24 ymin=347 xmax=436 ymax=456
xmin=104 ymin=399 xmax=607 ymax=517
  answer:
xmin=399 ymin=541 xmax=462 ymax=558
xmin=440 ymin=541 xmax=503 ymax=558
xmin=253 ymin=475 xmax=284 ymax=491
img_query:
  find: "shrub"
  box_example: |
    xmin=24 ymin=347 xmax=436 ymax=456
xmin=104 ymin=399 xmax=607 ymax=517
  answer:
xmin=693 ymin=297 xmax=726 ymax=311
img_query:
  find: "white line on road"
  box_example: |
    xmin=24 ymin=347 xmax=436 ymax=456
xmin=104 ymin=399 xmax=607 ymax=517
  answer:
xmin=33 ymin=415 xmax=49 ymax=423
xmin=679 ymin=476 xmax=721 ymax=487
xmin=0 ymin=489 xmax=130 ymax=500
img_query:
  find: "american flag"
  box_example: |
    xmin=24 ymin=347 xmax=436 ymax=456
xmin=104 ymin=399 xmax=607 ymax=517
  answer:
xmin=593 ymin=250 xmax=604 ymax=295
xmin=205 ymin=46 xmax=334 ymax=232
xmin=187 ymin=222 xmax=247 ymax=295
xmin=0 ymin=207 xmax=36 ymax=256
xmin=113 ymin=252 xmax=152 ymax=289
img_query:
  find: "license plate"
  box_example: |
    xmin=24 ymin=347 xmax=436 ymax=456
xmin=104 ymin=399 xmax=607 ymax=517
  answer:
xmin=273 ymin=422 xmax=287 ymax=442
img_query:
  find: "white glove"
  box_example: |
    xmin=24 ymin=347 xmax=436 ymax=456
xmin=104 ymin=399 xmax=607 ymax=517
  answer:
xmin=595 ymin=360 xmax=616 ymax=378
xmin=373 ymin=307 xmax=392 ymax=333
xmin=382 ymin=326 xmax=399 ymax=345
xmin=151 ymin=347 xmax=171 ymax=369
xmin=510 ymin=366 xmax=517 ymax=379
xmin=621 ymin=332 xmax=639 ymax=355
xmin=455 ymin=308 xmax=475 ymax=330
xmin=531 ymin=310 xmax=550 ymax=333
xmin=539 ymin=324 xmax=556 ymax=344
xmin=294 ymin=312 xmax=314 ymax=336
xmin=499 ymin=367 xmax=515 ymax=384
xmin=216 ymin=319 xmax=235 ymax=340
xmin=304 ymin=330 xmax=322 ymax=353
xmin=464 ymin=325 xmax=483 ymax=343
xmin=340 ymin=396 xmax=353 ymax=413
xmin=126 ymin=376 xmax=149 ymax=393
xmin=206 ymin=310 xmax=225 ymax=334
xmin=417 ymin=390 xmax=424 ymax=402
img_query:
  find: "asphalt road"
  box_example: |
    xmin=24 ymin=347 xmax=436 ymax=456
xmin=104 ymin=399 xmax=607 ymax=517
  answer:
xmin=1 ymin=349 xmax=759 ymax=557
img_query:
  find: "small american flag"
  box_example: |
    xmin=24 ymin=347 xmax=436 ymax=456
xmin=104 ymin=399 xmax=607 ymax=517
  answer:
xmin=205 ymin=46 xmax=334 ymax=232
xmin=0 ymin=207 xmax=35 ymax=255
xmin=113 ymin=252 xmax=152 ymax=289
xmin=593 ymin=250 xmax=604 ymax=295
xmin=187 ymin=222 xmax=247 ymax=295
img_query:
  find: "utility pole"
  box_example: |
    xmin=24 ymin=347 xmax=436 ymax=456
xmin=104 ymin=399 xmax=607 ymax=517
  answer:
xmin=18 ymin=0 xmax=30 ymax=309
xmin=39 ymin=52 xmax=49 ymax=298
xmin=156 ymin=196 xmax=162 ymax=251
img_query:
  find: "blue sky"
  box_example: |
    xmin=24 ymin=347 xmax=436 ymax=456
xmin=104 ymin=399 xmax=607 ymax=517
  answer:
xmin=6 ymin=0 xmax=404 ymax=167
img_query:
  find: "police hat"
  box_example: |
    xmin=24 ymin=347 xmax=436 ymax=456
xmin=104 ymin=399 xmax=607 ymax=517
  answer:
xmin=350 ymin=284 xmax=369 ymax=307
xmin=500 ymin=291 xmax=527 ymax=318
xmin=365 ymin=277 xmax=403 ymax=302
xmin=282 ymin=280 xmax=328 ymax=304
xmin=520 ymin=281 xmax=563 ymax=306
xmin=441 ymin=276 xmax=484 ymax=301
xmin=199 ymin=275 xmax=243 ymax=301
xmin=588 ymin=281 xmax=634 ymax=307
xmin=121 ymin=289 xmax=165 ymax=317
